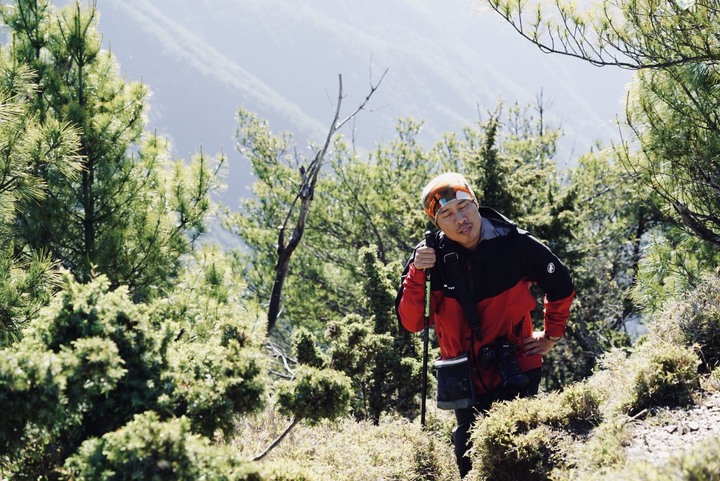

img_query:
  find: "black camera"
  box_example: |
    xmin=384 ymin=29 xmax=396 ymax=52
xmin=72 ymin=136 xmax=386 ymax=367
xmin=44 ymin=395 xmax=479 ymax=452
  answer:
xmin=478 ymin=336 xmax=529 ymax=396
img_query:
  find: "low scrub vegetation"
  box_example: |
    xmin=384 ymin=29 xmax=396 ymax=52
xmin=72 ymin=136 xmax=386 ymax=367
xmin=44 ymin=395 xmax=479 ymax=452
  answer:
xmin=235 ymin=409 xmax=459 ymax=480
xmin=240 ymin=272 xmax=720 ymax=481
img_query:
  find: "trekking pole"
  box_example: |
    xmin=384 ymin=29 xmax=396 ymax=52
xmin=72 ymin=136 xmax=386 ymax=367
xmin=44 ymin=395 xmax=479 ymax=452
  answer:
xmin=421 ymin=230 xmax=433 ymax=427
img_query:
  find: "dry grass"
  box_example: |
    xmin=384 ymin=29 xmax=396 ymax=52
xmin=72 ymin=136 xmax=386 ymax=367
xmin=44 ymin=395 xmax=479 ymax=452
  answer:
xmin=233 ymin=404 xmax=459 ymax=481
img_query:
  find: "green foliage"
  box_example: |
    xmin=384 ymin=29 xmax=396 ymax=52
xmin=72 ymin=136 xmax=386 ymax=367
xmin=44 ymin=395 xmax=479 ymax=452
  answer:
xmin=148 ymin=244 xmax=265 ymax=346
xmin=64 ymin=412 xmax=262 ymax=481
xmin=626 ymin=342 xmax=700 ymax=415
xmin=565 ymin=149 xmax=649 ymax=324
xmin=277 ymin=365 xmax=352 ymax=424
xmin=326 ymin=313 xmax=423 ymax=422
xmin=468 ymin=382 xmax=602 ymax=481
xmin=623 ymin=61 xmax=720 ymax=248
xmin=632 ymin=229 xmax=720 ymax=315
xmin=0 ymin=336 xmax=126 ymax=458
xmin=1 ymin=1 xmax=221 ymax=301
xmin=149 ymin=247 xmax=269 ymax=438
xmin=592 ymin=340 xmax=700 ymax=418
xmin=547 ymin=382 xmax=604 ymax=430
xmin=468 ymin=400 xmax=565 ymax=481
xmin=0 ymin=52 xmax=82 ymax=208
xmin=0 ymin=274 xmax=165 ymax=478
xmin=0 ymin=272 xmax=266 ymax=480
xmin=160 ymin=333 xmax=266 ymax=438
xmin=292 ymin=327 xmax=327 ymax=368
xmin=0 ymin=39 xmax=82 ymax=345
xmin=644 ymin=272 xmax=720 ymax=372
xmin=0 ymin=250 xmax=59 ymax=346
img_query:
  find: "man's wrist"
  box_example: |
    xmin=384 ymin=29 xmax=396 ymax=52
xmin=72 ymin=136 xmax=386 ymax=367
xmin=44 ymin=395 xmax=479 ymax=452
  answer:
xmin=546 ymin=335 xmax=562 ymax=342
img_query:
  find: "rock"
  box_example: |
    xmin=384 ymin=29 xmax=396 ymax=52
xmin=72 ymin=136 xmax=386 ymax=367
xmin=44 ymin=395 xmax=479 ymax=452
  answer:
xmin=625 ymin=391 xmax=720 ymax=468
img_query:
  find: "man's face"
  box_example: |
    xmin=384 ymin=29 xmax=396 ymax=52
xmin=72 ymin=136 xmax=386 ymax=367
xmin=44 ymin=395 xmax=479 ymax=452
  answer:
xmin=435 ymin=199 xmax=482 ymax=250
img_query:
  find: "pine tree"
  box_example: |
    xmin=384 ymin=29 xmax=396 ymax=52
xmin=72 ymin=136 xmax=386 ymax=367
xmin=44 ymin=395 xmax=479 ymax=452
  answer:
xmin=484 ymin=0 xmax=720 ymax=248
xmin=0 ymin=19 xmax=81 ymax=345
xmin=1 ymin=0 xmax=221 ymax=300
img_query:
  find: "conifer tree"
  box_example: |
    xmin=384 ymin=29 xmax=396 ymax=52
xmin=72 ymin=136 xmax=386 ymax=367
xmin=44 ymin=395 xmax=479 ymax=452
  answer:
xmin=1 ymin=1 xmax=220 ymax=300
xmin=484 ymin=0 xmax=720 ymax=249
xmin=0 ymin=26 xmax=81 ymax=345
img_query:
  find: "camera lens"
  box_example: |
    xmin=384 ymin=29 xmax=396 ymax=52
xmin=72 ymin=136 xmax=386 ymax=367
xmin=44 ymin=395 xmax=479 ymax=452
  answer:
xmin=494 ymin=337 xmax=529 ymax=396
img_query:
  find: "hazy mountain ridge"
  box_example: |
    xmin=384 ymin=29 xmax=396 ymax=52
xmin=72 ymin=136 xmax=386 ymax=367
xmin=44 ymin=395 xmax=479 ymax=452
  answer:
xmin=81 ymin=0 xmax=632 ymax=204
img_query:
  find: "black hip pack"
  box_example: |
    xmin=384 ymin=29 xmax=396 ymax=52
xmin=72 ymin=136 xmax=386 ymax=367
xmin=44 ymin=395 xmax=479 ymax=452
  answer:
xmin=434 ymin=353 xmax=476 ymax=410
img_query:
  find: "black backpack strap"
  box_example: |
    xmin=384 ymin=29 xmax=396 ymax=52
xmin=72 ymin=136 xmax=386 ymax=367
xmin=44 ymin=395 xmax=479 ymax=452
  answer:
xmin=443 ymin=252 xmax=483 ymax=342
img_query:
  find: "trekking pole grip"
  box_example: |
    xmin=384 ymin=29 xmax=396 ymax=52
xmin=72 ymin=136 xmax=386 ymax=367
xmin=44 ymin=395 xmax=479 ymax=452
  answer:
xmin=424 ymin=230 xmax=433 ymax=314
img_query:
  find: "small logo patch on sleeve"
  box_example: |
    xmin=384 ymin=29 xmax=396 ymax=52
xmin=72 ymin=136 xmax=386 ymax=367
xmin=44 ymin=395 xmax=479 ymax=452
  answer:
xmin=547 ymin=262 xmax=556 ymax=274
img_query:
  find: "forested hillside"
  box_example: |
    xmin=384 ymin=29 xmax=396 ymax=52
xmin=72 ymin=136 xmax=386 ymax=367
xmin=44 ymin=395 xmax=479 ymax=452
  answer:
xmin=0 ymin=1 xmax=718 ymax=480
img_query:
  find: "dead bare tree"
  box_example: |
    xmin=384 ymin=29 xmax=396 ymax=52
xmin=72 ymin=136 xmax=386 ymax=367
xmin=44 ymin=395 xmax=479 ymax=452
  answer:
xmin=266 ymin=71 xmax=386 ymax=334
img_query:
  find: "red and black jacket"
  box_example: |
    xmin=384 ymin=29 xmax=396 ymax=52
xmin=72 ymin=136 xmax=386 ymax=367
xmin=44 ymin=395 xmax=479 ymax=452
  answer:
xmin=396 ymin=207 xmax=575 ymax=394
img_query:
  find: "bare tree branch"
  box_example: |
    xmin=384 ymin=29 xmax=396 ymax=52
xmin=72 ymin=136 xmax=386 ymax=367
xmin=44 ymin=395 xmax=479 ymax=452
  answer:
xmin=252 ymin=417 xmax=300 ymax=461
xmin=266 ymin=71 xmax=386 ymax=334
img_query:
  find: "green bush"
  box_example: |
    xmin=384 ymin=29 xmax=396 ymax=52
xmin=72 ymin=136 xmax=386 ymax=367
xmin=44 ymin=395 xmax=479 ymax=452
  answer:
xmin=648 ymin=272 xmax=720 ymax=372
xmin=292 ymin=327 xmax=327 ymax=368
xmin=159 ymin=332 xmax=266 ymax=438
xmin=624 ymin=342 xmax=700 ymax=415
xmin=0 ymin=274 xmax=266 ymax=480
xmin=467 ymin=383 xmax=602 ymax=481
xmin=64 ymin=411 xmax=262 ymax=481
xmin=0 ymin=275 xmax=165 ymax=477
xmin=277 ymin=366 xmax=352 ymax=424
xmin=468 ymin=397 xmax=565 ymax=481
xmin=547 ymin=382 xmax=604 ymax=430
xmin=592 ymin=342 xmax=700 ymax=417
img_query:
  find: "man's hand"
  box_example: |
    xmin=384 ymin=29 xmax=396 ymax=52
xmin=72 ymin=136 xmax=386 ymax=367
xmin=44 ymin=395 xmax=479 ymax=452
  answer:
xmin=523 ymin=331 xmax=559 ymax=356
xmin=413 ymin=246 xmax=436 ymax=271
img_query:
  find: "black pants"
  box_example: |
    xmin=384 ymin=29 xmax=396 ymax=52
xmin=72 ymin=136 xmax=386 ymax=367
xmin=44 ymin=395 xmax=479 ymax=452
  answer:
xmin=452 ymin=367 xmax=542 ymax=478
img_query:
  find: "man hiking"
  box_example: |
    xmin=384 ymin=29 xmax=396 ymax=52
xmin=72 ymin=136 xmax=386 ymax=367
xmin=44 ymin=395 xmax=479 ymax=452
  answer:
xmin=396 ymin=172 xmax=575 ymax=477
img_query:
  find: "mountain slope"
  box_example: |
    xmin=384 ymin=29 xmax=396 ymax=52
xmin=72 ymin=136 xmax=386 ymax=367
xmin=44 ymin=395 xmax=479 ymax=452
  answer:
xmin=85 ymin=0 xmax=632 ymax=204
